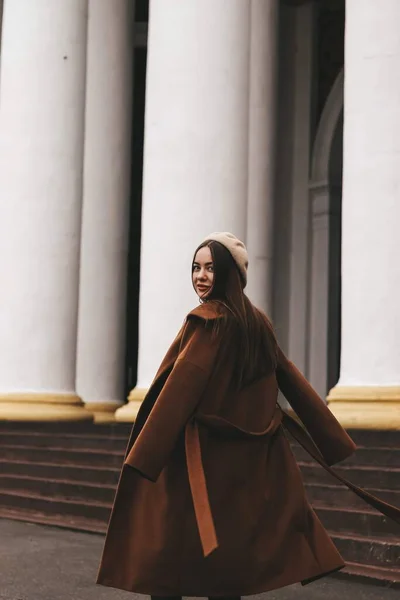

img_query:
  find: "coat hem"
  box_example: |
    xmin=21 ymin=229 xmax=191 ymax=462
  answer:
xmin=97 ymin=562 xmax=346 ymax=597
xmin=301 ymin=564 xmax=344 ymax=586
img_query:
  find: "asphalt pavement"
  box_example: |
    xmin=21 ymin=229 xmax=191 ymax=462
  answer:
xmin=0 ymin=519 xmax=396 ymax=600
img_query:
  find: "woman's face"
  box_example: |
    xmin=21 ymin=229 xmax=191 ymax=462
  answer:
xmin=192 ymin=246 xmax=214 ymax=300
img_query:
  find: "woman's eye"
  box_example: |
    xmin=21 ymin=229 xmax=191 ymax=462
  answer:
xmin=208 ymin=266 xmax=214 ymax=272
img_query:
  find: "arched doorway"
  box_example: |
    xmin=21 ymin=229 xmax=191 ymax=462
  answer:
xmin=308 ymin=69 xmax=343 ymax=398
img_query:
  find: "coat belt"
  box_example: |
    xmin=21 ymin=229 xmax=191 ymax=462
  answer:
xmin=184 ymin=408 xmax=283 ymax=558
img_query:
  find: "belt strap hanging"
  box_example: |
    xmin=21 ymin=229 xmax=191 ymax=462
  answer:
xmin=282 ymin=411 xmax=400 ymax=526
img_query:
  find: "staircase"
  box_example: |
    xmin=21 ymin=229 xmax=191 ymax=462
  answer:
xmin=0 ymin=421 xmax=399 ymax=587
xmin=0 ymin=421 xmax=129 ymax=533
xmin=292 ymin=429 xmax=400 ymax=587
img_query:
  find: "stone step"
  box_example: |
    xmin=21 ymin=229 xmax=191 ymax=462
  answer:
xmin=0 ymin=489 xmax=112 ymax=522
xmin=0 ymin=474 xmax=116 ymax=504
xmin=0 ymin=431 xmax=128 ymax=452
xmin=305 ymin=482 xmax=400 ymax=510
xmin=2 ymin=422 xmax=399 ymax=446
xmin=1 ymin=444 xmax=124 ymax=468
xmin=0 ymin=507 xmax=106 ymax=535
xmin=315 ymin=504 xmax=400 ymax=539
xmin=0 ymin=421 xmax=131 ymax=436
xmin=299 ymin=462 xmax=400 ymax=490
xmin=345 ymin=429 xmax=400 ymax=448
xmin=338 ymin=560 xmax=400 ymax=588
xmin=285 ymin=426 xmax=400 ymax=450
xmin=291 ymin=443 xmax=400 ymax=467
xmin=332 ymin=532 xmax=400 ymax=568
xmin=0 ymin=459 xmax=120 ymax=485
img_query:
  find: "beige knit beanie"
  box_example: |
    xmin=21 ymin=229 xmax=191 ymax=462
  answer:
xmin=202 ymin=232 xmax=248 ymax=287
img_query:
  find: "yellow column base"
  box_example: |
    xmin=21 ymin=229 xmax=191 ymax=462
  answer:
xmin=0 ymin=393 xmax=93 ymax=422
xmin=83 ymin=401 xmax=124 ymax=423
xmin=327 ymin=385 xmax=400 ymax=430
xmin=115 ymin=388 xmax=147 ymax=423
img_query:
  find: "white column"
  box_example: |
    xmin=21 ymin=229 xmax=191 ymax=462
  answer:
xmin=328 ymin=0 xmax=400 ymax=428
xmin=116 ymin=0 xmax=251 ymax=421
xmin=76 ymin=0 xmax=134 ymax=423
xmin=0 ymin=0 xmax=90 ymax=421
xmin=246 ymin=0 xmax=278 ymax=315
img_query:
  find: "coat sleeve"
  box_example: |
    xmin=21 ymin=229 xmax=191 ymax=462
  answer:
xmin=124 ymin=316 xmax=221 ymax=481
xmin=276 ymin=346 xmax=356 ymax=465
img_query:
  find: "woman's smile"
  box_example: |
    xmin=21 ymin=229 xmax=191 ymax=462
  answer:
xmin=192 ymin=246 xmax=214 ymax=299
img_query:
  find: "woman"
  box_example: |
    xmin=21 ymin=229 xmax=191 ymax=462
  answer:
xmin=97 ymin=232 xmax=399 ymax=598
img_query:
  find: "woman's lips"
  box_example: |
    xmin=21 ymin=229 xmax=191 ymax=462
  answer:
xmin=197 ymin=285 xmax=210 ymax=292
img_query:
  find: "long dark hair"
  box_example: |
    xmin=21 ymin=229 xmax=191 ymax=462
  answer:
xmin=193 ymin=241 xmax=278 ymax=386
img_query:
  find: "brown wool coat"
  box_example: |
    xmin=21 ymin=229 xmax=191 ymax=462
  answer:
xmin=97 ymin=303 xmax=358 ymax=597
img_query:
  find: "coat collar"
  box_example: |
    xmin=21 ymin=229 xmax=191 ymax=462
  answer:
xmin=188 ymin=301 xmax=229 ymax=322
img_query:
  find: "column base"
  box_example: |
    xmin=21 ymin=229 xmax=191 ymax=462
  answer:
xmin=0 ymin=393 xmax=93 ymax=422
xmin=327 ymin=385 xmax=400 ymax=430
xmin=115 ymin=388 xmax=147 ymax=423
xmin=84 ymin=401 xmax=123 ymax=423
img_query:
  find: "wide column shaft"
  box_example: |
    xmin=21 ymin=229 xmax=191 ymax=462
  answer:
xmin=116 ymin=0 xmax=251 ymax=421
xmin=0 ymin=0 xmax=90 ymax=420
xmin=246 ymin=0 xmax=278 ymax=315
xmin=77 ymin=0 xmax=134 ymax=423
xmin=328 ymin=0 xmax=400 ymax=428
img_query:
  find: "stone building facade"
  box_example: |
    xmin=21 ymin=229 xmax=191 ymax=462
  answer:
xmin=0 ymin=0 xmax=399 ymax=430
